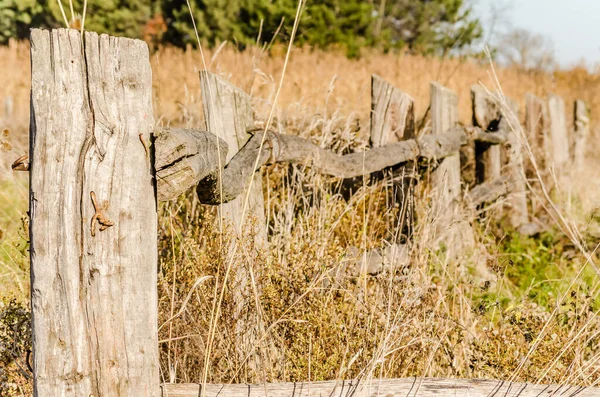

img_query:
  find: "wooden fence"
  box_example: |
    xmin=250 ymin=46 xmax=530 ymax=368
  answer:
xmin=26 ymin=29 xmax=595 ymax=396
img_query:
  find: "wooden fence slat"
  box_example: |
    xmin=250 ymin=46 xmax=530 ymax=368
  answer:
xmin=525 ymin=93 xmax=550 ymax=169
xmin=501 ymin=99 xmax=530 ymax=229
xmin=430 ymin=82 xmax=461 ymax=207
xmin=30 ymin=29 xmax=158 ymax=396
xmin=430 ymin=82 xmax=472 ymax=253
xmin=547 ymin=94 xmax=570 ymax=167
xmin=199 ymin=71 xmax=271 ymax=376
xmin=370 ymin=74 xmax=415 ymax=240
xmin=4 ymin=95 xmax=13 ymax=120
xmin=161 ymin=378 xmax=600 ymax=397
xmin=370 ymin=74 xmax=415 ymax=146
xmin=199 ymin=71 xmax=266 ymax=240
xmin=574 ymin=99 xmax=590 ymax=170
xmin=471 ymin=85 xmax=502 ymax=184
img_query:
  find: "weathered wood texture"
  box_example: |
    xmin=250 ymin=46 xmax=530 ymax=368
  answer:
xmin=30 ymin=29 xmax=158 ymax=396
xmin=574 ymin=99 xmax=590 ymax=170
xmin=547 ymin=94 xmax=570 ymax=167
xmin=199 ymin=72 xmax=270 ymax=375
xmin=467 ymin=175 xmax=516 ymax=207
xmin=525 ymin=94 xmax=550 ymax=168
xmin=344 ymin=244 xmax=408 ymax=276
xmin=370 ymin=75 xmax=415 ymax=239
xmin=501 ymin=99 xmax=529 ymax=228
xmin=199 ymin=71 xmax=266 ymax=239
xmin=4 ymin=96 xmax=13 ymax=120
xmin=161 ymin=378 xmax=600 ymax=397
xmin=370 ymin=74 xmax=415 ymax=146
xmin=155 ymin=126 xmax=505 ymax=205
xmin=430 ymin=83 xmax=461 ymax=209
xmin=156 ymin=128 xmax=228 ymax=201
xmin=471 ymin=85 xmax=502 ymax=183
xmin=430 ymin=82 xmax=471 ymax=251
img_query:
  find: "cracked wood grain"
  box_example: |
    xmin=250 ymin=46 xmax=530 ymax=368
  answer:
xmin=161 ymin=378 xmax=600 ymax=397
xmin=29 ymin=28 xmax=158 ymax=397
xmin=157 ymin=125 xmax=507 ymax=205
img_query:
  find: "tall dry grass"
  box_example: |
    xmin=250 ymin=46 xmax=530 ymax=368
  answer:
xmin=1 ymin=38 xmax=600 ymax=395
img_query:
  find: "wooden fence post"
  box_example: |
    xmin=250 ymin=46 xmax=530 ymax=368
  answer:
xmin=547 ymin=94 xmax=570 ymax=167
xmin=471 ymin=85 xmax=502 ymax=184
xmin=525 ymin=93 xmax=550 ymax=169
xmin=199 ymin=71 xmax=269 ymax=375
xmin=471 ymin=87 xmax=529 ymax=229
xmin=370 ymin=74 xmax=415 ymax=240
xmin=29 ymin=29 xmax=158 ymax=396
xmin=199 ymin=71 xmax=266 ymax=240
xmin=501 ymin=100 xmax=530 ymax=229
xmin=574 ymin=99 xmax=590 ymax=170
xmin=4 ymin=96 xmax=13 ymax=121
xmin=430 ymin=82 xmax=471 ymax=253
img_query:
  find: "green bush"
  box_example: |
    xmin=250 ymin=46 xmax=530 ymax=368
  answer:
xmin=0 ymin=0 xmax=482 ymax=57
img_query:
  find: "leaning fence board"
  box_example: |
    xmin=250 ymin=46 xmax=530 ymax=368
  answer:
xmin=161 ymin=378 xmax=600 ymax=397
xmin=30 ymin=29 xmax=158 ymax=396
xmin=370 ymin=74 xmax=415 ymax=240
xmin=574 ymin=99 xmax=590 ymax=170
xmin=199 ymin=71 xmax=266 ymax=240
xmin=547 ymin=94 xmax=570 ymax=167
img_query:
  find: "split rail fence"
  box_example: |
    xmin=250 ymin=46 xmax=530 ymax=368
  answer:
xmin=26 ymin=29 xmax=595 ymax=396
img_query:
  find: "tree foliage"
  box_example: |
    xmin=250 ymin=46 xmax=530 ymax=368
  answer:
xmin=0 ymin=0 xmax=482 ymax=57
xmin=0 ymin=0 xmax=52 ymax=44
xmin=376 ymin=0 xmax=482 ymax=54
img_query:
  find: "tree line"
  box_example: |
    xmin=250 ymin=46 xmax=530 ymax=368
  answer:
xmin=1 ymin=0 xmax=482 ymax=57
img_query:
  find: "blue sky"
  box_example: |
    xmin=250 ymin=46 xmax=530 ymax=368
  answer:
xmin=473 ymin=0 xmax=600 ymax=67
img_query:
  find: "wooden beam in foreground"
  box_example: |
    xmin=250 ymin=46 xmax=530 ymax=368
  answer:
xmin=161 ymin=378 xmax=600 ymax=397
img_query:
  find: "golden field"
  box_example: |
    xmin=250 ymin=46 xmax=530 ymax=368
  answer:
xmin=2 ymin=39 xmax=600 ymax=395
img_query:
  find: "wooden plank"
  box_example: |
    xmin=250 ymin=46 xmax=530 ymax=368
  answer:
xmin=525 ymin=93 xmax=550 ymax=169
xmin=547 ymin=94 xmax=570 ymax=167
xmin=430 ymin=82 xmax=461 ymax=205
xmin=574 ymin=99 xmax=590 ymax=170
xmin=370 ymin=74 xmax=415 ymax=240
xmin=430 ymin=82 xmax=471 ymax=252
xmin=370 ymin=74 xmax=415 ymax=146
xmin=500 ymin=99 xmax=529 ymax=229
xmin=199 ymin=71 xmax=270 ymax=376
xmin=199 ymin=71 xmax=266 ymax=239
xmin=153 ymin=125 xmax=502 ymax=204
xmin=471 ymin=85 xmax=502 ymax=184
xmin=161 ymin=378 xmax=600 ymax=397
xmin=30 ymin=28 xmax=158 ymax=396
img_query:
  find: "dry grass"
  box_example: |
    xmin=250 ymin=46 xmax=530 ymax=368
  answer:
xmin=2 ymin=39 xmax=600 ymax=394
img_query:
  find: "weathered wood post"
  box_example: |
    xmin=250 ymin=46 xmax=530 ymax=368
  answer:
xmin=501 ymin=99 xmax=530 ymax=230
xmin=471 ymin=85 xmax=502 ymax=184
xmin=525 ymin=93 xmax=550 ymax=170
xmin=573 ymin=99 xmax=590 ymax=170
xmin=199 ymin=71 xmax=269 ymax=375
xmin=430 ymin=82 xmax=472 ymax=253
xmin=470 ymin=87 xmax=529 ymax=229
xmin=199 ymin=71 xmax=266 ymax=240
xmin=370 ymin=74 xmax=415 ymax=240
xmin=4 ymin=96 xmax=13 ymax=121
xmin=547 ymin=94 xmax=570 ymax=168
xmin=29 ymin=29 xmax=159 ymax=396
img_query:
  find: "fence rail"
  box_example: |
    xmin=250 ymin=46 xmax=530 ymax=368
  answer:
xmin=26 ymin=28 xmax=593 ymax=396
